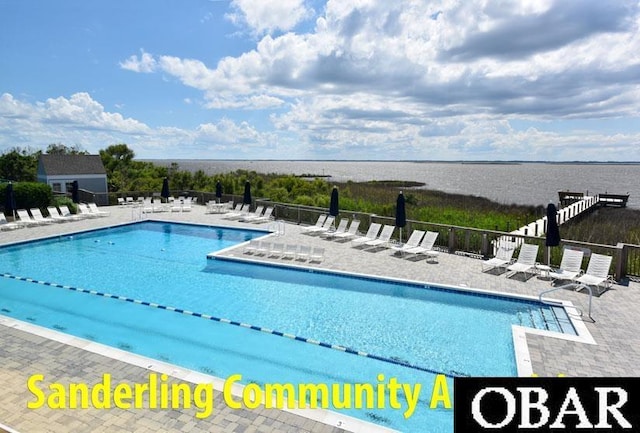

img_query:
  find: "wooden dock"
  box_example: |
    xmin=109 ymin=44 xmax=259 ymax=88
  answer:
xmin=559 ymin=191 xmax=629 ymax=208
xmin=506 ymin=191 xmax=630 ymax=242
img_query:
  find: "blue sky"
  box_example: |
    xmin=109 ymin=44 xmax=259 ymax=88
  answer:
xmin=1 ymin=0 xmax=639 ymax=161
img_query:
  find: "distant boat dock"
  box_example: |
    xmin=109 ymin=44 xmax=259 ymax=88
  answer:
xmin=512 ymin=191 xmax=630 ymax=238
xmin=558 ymin=191 xmax=629 ymax=208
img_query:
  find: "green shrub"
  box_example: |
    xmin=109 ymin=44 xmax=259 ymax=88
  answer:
xmin=53 ymin=196 xmax=77 ymax=214
xmin=1 ymin=182 xmax=52 ymax=212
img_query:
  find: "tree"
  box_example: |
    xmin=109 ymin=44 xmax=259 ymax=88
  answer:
xmin=46 ymin=143 xmax=88 ymax=155
xmin=0 ymin=147 xmax=40 ymax=182
xmin=99 ymin=144 xmax=136 ymax=192
xmin=100 ymin=144 xmax=135 ymax=171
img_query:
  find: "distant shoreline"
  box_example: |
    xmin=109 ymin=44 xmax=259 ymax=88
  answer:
xmin=142 ymin=159 xmax=640 ymax=165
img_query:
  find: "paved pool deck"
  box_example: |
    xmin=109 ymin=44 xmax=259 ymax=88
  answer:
xmin=1 ymin=204 xmax=638 ymax=432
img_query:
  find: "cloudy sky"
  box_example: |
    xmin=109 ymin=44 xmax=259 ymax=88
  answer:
xmin=1 ymin=0 xmax=639 ymax=161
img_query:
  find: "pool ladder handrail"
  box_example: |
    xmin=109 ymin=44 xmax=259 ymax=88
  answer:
xmin=538 ymin=283 xmax=595 ymax=323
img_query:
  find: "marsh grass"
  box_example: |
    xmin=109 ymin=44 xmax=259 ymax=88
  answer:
xmin=560 ymin=207 xmax=640 ymax=245
xmin=335 ymin=181 xmax=544 ymax=231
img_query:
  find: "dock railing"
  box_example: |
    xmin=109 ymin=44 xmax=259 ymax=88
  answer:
xmin=260 ymin=200 xmax=639 ymax=282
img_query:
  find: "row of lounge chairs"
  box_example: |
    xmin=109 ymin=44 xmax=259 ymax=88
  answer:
xmin=118 ymin=196 xmax=197 ymax=207
xmin=140 ymin=197 xmax=192 ymax=213
xmin=482 ymin=242 xmax=613 ymax=293
xmin=243 ymin=240 xmax=324 ymax=262
xmin=304 ymin=215 xmax=441 ymax=261
xmin=0 ymin=203 xmax=108 ymax=230
xmin=223 ymin=204 xmax=274 ymax=223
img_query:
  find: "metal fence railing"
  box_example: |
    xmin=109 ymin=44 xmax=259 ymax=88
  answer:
xmin=257 ymin=200 xmax=638 ymax=282
xmin=98 ymin=193 xmax=638 ymax=282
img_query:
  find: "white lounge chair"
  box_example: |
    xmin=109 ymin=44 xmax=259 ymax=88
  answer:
xmin=306 ymin=215 xmax=335 ymax=235
xmin=249 ymin=206 xmax=274 ymax=223
xmin=331 ymin=220 xmax=361 ymax=241
xmin=282 ymin=244 xmax=298 ymax=260
xmin=222 ymin=203 xmax=243 ymax=219
xmin=243 ymin=239 xmax=260 ymax=254
xmin=256 ymin=241 xmax=271 ymax=256
xmin=46 ymin=206 xmax=66 ymax=223
xmin=150 ymin=198 xmax=166 ymax=213
xmin=364 ymin=225 xmax=395 ymax=249
xmin=60 ymin=205 xmax=85 ymax=220
xmin=391 ymin=230 xmax=425 ymax=256
xmin=88 ymin=203 xmax=110 ymax=217
xmin=141 ymin=198 xmax=153 ymax=214
xmin=548 ymin=248 xmax=584 ymax=282
xmin=16 ymin=209 xmax=41 ymax=226
xmin=507 ymin=244 xmax=539 ymax=279
xmin=481 ymin=241 xmax=516 ymax=272
xmin=303 ymin=214 xmax=327 ymax=232
xmin=268 ymin=242 xmax=285 ymax=257
xmin=182 ymin=197 xmax=193 ymax=212
xmin=404 ymin=231 xmax=440 ymax=262
xmin=321 ymin=218 xmax=348 ymax=238
xmin=574 ymin=253 xmax=613 ymax=294
xmin=239 ymin=205 xmax=264 ymax=222
xmin=77 ymin=203 xmax=100 ymax=218
xmin=169 ymin=200 xmax=181 ymax=212
xmin=0 ymin=213 xmax=20 ymax=230
xmin=296 ymin=245 xmax=311 ymax=261
xmin=309 ymin=247 xmax=325 ymax=262
xmin=30 ymin=208 xmax=55 ymax=224
xmin=351 ymin=223 xmax=382 ymax=247
xmin=225 ymin=203 xmax=250 ymax=219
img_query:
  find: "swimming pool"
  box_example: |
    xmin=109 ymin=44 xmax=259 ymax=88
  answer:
xmin=0 ymin=221 xmax=576 ymax=432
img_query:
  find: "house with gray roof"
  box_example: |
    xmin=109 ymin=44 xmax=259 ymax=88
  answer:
xmin=37 ymin=154 xmax=108 ymax=205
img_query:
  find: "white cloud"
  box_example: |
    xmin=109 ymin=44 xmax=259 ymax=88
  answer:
xmin=227 ymin=0 xmax=313 ymax=35
xmin=0 ymin=93 xmax=283 ymax=158
xmin=119 ymin=51 xmax=157 ymax=73
xmin=8 ymin=1 xmax=640 ymax=161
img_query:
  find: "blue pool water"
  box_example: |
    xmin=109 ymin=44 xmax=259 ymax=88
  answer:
xmin=0 ymin=222 xmax=574 ymax=432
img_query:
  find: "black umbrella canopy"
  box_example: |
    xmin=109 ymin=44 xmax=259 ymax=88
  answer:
xmin=215 ymin=181 xmax=223 ymax=200
xmin=395 ymin=191 xmax=407 ymax=243
xmin=71 ymin=180 xmax=79 ymax=203
xmin=545 ymin=203 xmax=560 ymax=247
xmin=243 ymin=181 xmax=252 ymax=205
xmin=4 ymin=182 xmax=16 ymax=218
xmin=329 ymin=186 xmax=339 ymax=217
xmin=395 ymin=191 xmax=406 ymax=228
xmin=161 ymin=178 xmax=170 ymax=200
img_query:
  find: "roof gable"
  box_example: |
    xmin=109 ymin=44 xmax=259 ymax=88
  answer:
xmin=38 ymin=154 xmax=106 ymax=176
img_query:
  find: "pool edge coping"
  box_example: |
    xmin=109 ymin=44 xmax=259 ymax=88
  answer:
xmin=0 ymin=315 xmax=397 ymax=433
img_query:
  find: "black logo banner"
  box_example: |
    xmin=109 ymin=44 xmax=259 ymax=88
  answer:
xmin=454 ymin=377 xmax=639 ymax=432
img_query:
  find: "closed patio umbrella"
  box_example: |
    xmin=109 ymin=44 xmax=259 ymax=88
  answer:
xmin=243 ymin=181 xmax=252 ymax=206
xmin=161 ymin=178 xmax=170 ymax=202
xmin=71 ymin=180 xmax=79 ymax=203
xmin=545 ymin=203 xmax=560 ymax=266
xmin=215 ymin=181 xmax=223 ymax=202
xmin=395 ymin=191 xmax=406 ymax=243
xmin=4 ymin=182 xmax=16 ymax=219
xmin=328 ymin=186 xmax=339 ymax=229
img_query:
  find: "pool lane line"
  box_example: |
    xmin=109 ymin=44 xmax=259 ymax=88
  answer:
xmin=1 ymin=272 xmax=462 ymax=378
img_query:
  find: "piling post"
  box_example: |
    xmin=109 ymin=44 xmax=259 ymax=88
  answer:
xmin=615 ymin=243 xmax=628 ymax=281
xmin=481 ymin=233 xmax=490 ymax=258
xmin=448 ymin=228 xmax=456 ymax=254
